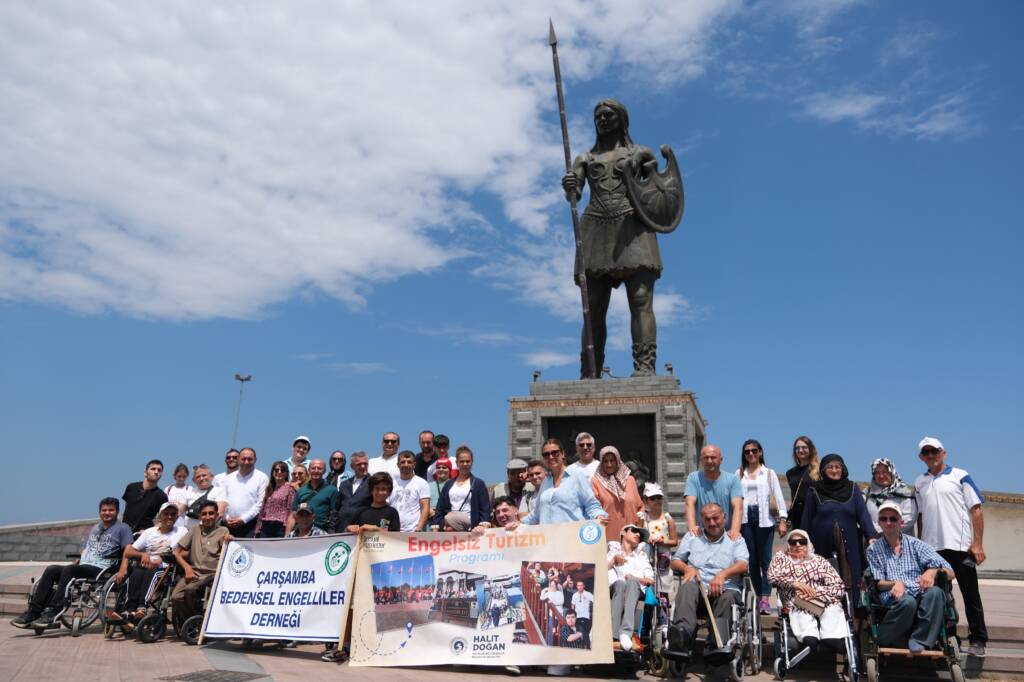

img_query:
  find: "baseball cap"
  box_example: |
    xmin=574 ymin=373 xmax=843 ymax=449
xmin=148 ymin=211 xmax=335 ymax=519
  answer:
xmin=621 ymin=523 xmax=649 ymax=542
xmin=643 ymin=482 xmax=664 ymax=498
xmin=506 ymin=458 xmax=528 ymax=471
xmin=876 ymin=501 xmax=904 ymax=519
xmin=918 ymin=437 xmax=944 ymax=452
xmin=158 ymin=502 xmax=179 ymax=515
xmin=295 ymin=502 xmax=314 ymax=515
xmin=294 ymin=435 xmax=312 ymax=448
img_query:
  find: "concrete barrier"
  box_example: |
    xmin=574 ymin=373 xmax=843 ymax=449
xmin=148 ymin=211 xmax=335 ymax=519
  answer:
xmin=0 ymin=519 xmax=94 ymax=562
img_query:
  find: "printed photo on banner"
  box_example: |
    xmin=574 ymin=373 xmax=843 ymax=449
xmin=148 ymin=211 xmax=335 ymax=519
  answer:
xmin=349 ymin=521 xmax=612 ymax=667
xmin=520 ymin=561 xmax=596 ymax=649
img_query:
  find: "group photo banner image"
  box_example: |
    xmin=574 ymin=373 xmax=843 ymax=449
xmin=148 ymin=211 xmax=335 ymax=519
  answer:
xmin=202 ymin=534 xmax=358 ymax=642
xmin=349 ymin=521 xmax=613 ymax=667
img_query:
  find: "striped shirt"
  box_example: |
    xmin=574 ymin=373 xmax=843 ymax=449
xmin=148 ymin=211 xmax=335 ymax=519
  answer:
xmin=867 ymin=533 xmax=951 ymax=603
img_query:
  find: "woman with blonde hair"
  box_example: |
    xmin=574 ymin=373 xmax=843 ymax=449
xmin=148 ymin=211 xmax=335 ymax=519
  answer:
xmin=786 ymin=436 xmax=819 ymax=531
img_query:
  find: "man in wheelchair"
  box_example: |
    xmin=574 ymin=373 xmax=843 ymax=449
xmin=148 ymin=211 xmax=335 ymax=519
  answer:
xmin=866 ymin=500 xmax=954 ymax=652
xmin=666 ymin=503 xmax=749 ymax=659
xmin=111 ymin=502 xmax=187 ymax=624
xmin=12 ymin=497 xmax=134 ymax=629
xmin=171 ymin=500 xmax=232 ymax=624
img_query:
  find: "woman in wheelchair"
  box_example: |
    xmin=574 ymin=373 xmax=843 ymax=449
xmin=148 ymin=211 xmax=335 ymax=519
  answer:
xmin=768 ymin=528 xmax=849 ymax=652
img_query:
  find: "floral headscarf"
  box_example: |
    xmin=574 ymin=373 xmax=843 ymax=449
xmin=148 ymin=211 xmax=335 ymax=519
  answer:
xmin=866 ymin=458 xmax=914 ymax=502
xmin=593 ymin=445 xmax=631 ymax=500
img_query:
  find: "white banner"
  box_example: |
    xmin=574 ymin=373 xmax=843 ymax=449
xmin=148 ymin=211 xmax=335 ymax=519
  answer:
xmin=202 ymin=534 xmax=358 ymax=642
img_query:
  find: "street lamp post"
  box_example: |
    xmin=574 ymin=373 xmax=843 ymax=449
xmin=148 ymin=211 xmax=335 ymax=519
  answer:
xmin=232 ymin=373 xmax=252 ymax=449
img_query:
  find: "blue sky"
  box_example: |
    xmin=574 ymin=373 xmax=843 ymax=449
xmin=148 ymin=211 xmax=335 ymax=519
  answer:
xmin=2 ymin=1 xmax=1022 ymax=525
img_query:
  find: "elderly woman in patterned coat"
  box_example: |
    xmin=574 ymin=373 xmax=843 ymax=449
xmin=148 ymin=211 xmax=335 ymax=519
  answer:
xmin=768 ymin=528 xmax=850 ymax=651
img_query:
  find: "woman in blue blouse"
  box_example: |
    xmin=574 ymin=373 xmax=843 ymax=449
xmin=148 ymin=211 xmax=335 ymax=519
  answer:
xmin=507 ymin=438 xmax=608 ymax=527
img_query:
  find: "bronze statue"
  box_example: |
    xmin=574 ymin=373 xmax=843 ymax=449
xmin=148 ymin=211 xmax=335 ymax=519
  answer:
xmin=561 ymin=99 xmax=683 ymax=377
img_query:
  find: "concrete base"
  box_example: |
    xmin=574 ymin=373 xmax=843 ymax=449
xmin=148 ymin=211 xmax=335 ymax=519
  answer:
xmin=508 ymin=376 xmax=705 ymax=518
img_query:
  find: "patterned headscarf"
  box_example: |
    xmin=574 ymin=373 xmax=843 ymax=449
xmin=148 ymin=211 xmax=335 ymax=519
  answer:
xmin=593 ymin=445 xmax=631 ymax=500
xmin=867 ymin=458 xmax=913 ymax=502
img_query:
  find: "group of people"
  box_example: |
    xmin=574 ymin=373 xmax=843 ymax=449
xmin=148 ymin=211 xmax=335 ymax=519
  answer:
xmin=666 ymin=435 xmax=989 ymax=662
xmin=11 ymin=429 xmax=990 ymax=674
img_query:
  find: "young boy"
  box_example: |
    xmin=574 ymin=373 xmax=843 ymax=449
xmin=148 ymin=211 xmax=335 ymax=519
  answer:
xmin=347 ymin=472 xmax=401 ymax=533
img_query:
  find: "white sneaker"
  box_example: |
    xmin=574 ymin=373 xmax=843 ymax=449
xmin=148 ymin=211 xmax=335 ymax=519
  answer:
xmin=504 ymin=665 xmax=521 ymax=676
xmin=619 ymin=632 xmax=633 ymax=651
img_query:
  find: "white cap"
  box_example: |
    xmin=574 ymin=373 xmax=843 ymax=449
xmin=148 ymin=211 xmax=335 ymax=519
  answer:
xmin=876 ymin=500 xmax=904 ymax=519
xmin=918 ymin=436 xmax=944 ymax=452
xmin=294 ymin=435 xmax=311 ymax=448
xmin=643 ymin=482 xmax=664 ymax=498
xmin=158 ymin=502 xmax=179 ymax=515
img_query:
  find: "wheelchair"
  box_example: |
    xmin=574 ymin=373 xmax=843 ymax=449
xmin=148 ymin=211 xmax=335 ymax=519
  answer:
xmin=771 ymin=576 xmax=859 ymax=679
xmin=861 ymin=568 xmax=964 ymax=682
xmin=174 ymin=583 xmax=212 ymax=646
xmin=27 ymin=554 xmax=121 ymax=637
xmin=654 ymin=571 xmax=762 ymax=681
xmin=101 ymin=555 xmax=181 ymax=642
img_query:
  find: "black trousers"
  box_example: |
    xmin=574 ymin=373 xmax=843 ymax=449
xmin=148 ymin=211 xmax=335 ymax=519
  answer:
xmin=30 ymin=564 xmax=101 ymax=611
xmin=939 ymin=549 xmax=987 ymax=644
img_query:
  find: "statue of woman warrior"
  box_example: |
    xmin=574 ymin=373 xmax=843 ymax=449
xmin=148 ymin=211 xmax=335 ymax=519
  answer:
xmin=561 ymin=99 xmax=684 ymax=378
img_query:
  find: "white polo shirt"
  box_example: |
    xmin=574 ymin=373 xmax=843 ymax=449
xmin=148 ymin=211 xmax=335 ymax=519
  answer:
xmin=915 ymin=465 xmax=984 ymax=553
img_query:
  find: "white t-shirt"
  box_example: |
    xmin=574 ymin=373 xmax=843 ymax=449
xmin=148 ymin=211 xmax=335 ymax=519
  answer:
xmin=132 ymin=526 xmax=187 ymax=566
xmin=368 ymin=455 xmax=401 ymax=478
xmin=540 ymin=587 xmax=564 ymax=613
xmin=571 ymin=590 xmax=595 ymax=619
xmin=565 ymin=459 xmax=600 ymax=484
xmin=212 ymin=470 xmax=235 ymax=489
xmin=178 ymin=485 xmax=226 ymax=529
xmin=915 ymin=465 xmax=984 ymax=552
xmin=389 ymin=475 xmax=430 ymax=532
xmin=448 ymin=478 xmax=473 ymax=513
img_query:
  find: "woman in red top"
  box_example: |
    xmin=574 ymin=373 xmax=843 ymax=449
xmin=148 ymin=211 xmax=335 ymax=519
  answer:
xmin=256 ymin=461 xmax=295 ymax=538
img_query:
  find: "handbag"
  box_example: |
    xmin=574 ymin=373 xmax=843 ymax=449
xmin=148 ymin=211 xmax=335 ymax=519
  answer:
xmin=793 ymin=595 xmax=826 ymax=618
xmin=186 ymin=490 xmax=211 ymax=519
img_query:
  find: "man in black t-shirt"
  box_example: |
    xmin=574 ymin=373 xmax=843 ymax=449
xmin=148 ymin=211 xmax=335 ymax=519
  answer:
xmin=122 ymin=459 xmax=168 ymax=532
xmin=414 ymin=430 xmax=436 ymax=480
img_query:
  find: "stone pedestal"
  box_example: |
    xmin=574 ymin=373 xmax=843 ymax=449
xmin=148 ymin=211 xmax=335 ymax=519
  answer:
xmin=507 ymin=376 xmax=706 ymax=517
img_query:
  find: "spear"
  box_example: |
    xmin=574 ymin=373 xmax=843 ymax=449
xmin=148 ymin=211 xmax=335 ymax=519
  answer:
xmin=549 ymin=19 xmax=597 ymax=380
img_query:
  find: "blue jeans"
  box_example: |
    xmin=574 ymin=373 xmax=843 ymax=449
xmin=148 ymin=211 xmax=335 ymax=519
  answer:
xmin=741 ymin=505 xmax=774 ymax=597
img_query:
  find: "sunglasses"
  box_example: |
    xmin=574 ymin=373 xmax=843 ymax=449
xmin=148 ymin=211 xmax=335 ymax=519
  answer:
xmin=578 ymin=443 xmax=594 ymax=449
xmin=788 ymin=538 xmax=808 ymax=546
xmin=920 ymin=448 xmax=941 ymax=456
xmin=291 ymin=472 xmax=305 ymax=478
xmin=330 ymin=457 xmax=344 ymax=462
xmin=383 ymin=438 xmax=398 ymax=444
xmin=542 ymin=450 xmax=562 ymax=458
xmin=743 ymin=449 xmax=760 ymax=455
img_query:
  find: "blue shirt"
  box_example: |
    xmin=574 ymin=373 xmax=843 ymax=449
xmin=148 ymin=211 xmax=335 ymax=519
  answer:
xmin=672 ymin=532 xmax=750 ymax=592
xmin=867 ymin=533 xmax=951 ymax=603
xmin=684 ymin=471 xmax=742 ymax=529
xmin=522 ymin=467 xmax=607 ymax=525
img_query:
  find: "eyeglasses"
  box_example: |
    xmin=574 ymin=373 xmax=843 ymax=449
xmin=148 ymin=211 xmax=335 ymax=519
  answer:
xmin=542 ymin=450 xmax=562 ymax=458
xmin=787 ymin=538 xmax=808 ymax=546
xmin=878 ymin=516 xmax=901 ymax=524
xmin=383 ymin=438 xmax=398 ymax=444
xmin=743 ymin=449 xmax=760 ymax=455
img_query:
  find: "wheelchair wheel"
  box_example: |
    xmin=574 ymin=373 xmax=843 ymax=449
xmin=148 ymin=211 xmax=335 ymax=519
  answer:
xmin=136 ymin=613 xmax=167 ymax=643
xmin=950 ymin=662 xmax=965 ymax=682
xmin=181 ymin=615 xmax=204 ymax=646
xmin=70 ymin=609 xmax=84 ymax=637
xmin=747 ymin=607 xmax=762 ymax=673
xmin=773 ymin=657 xmax=786 ymax=680
xmin=865 ymin=656 xmax=878 ymax=682
xmin=99 ymin=576 xmax=123 ymax=627
xmin=668 ymin=659 xmax=686 ymax=679
xmin=729 ymin=654 xmax=744 ymax=681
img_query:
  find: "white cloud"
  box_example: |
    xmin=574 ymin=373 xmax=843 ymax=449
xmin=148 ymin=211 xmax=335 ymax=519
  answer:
xmin=327 ymin=362 xmax=395 ymax=375
xmin=0 ymin=1 xmax=740 ymax=320
xmin=802 ymin=90 xmax=887 ymax=123
xmin=519 ymin=351 xmax=578 ymax=369
xmin=879 ymin=26 xmax=939 ymax=66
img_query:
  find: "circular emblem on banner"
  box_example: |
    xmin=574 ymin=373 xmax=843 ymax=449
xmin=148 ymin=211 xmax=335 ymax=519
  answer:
xmin=227 ymin=545 xmax=254 ymax=577
xmin=578 ymin=521 xmax=603 ymax=545
xmin=450 ymin=636 xmax=468 ymax=656
xmin=325 ymin=540 xmax=352 ymax=576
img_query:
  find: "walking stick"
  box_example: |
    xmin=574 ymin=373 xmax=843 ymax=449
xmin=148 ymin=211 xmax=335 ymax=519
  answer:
xmin=549 ymin=20 xmax=597 ymax=379
xmin=699 ymin=580 xmax=725 ymax=649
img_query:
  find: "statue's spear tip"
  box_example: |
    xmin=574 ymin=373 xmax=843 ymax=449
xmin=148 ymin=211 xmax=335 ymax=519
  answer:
xmin=549 ymin=19 xmax=557 ymax=46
